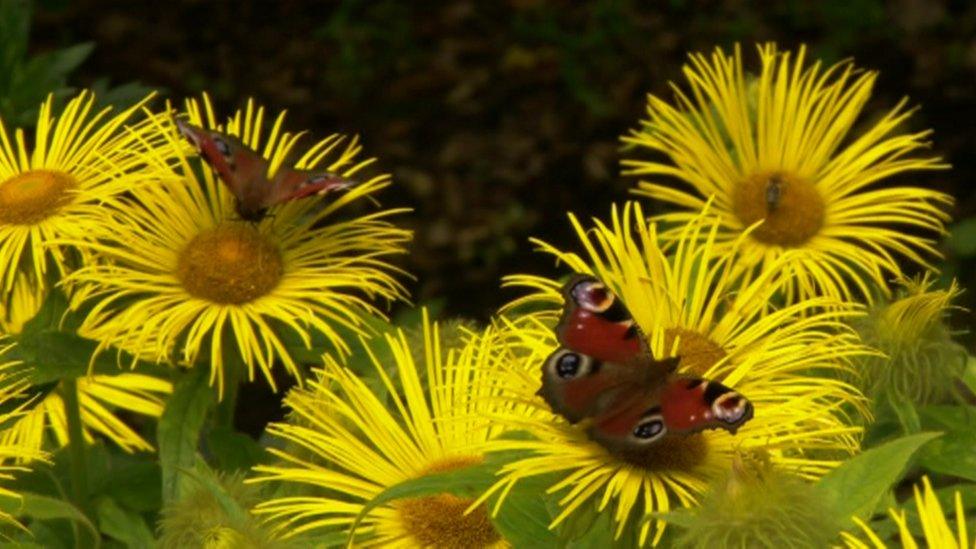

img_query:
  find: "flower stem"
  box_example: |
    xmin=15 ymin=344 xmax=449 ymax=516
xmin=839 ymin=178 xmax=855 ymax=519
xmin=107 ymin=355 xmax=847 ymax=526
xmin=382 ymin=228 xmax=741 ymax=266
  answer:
xmin=62 ymin=378 xmax=93 ymax=533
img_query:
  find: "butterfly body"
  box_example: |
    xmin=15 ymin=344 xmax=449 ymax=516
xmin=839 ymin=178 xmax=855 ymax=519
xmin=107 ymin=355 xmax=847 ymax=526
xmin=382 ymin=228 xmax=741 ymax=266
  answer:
xmin=539 ymin=275 xmax=753 ymax=453
xmin=175 ymin=118 xmax=356 ymax=221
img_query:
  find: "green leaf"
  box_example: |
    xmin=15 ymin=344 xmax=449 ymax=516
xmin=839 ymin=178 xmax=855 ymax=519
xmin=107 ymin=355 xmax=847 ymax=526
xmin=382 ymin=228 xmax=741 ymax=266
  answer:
xmin=33 ymin=43 xmax=93 ymax=82
xmin=99 ymin=459 xmax=161 ymax=513
xmin=815 ymin=432 xmax=941 ymax=522
xmin=0 ymin=492 xmax=98 ymax=546
xmin=489 ymin=473 xmax=559 ymax=546
xmin=205 ymin=426 xmax=266 ymax=472
xmin=158 ymin=368 xmax=214 ymax=503
xmin=96 ymin=497 xmax=154 ymax=548
xmin=917 ymin=405 xmax=976 ymax=481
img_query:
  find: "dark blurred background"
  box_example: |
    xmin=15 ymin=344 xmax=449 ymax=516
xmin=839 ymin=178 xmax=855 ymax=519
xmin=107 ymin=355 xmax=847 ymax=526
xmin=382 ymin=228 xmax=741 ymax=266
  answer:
xmin=25 ymin=0 xmax=976 ymax=334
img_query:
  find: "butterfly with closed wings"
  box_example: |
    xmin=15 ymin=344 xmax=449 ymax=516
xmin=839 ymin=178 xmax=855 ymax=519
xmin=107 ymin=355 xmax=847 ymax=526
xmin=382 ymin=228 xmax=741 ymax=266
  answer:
xmin=175 ymin=118 xmax=357 ymax=222
xmin=539 ymin=274 xmax=754 ymax=455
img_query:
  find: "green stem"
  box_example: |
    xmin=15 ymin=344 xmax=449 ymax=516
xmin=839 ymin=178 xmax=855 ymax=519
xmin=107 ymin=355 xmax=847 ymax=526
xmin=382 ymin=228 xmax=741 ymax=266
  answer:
xmin=62 ymin=377 xmax=93 ymax=545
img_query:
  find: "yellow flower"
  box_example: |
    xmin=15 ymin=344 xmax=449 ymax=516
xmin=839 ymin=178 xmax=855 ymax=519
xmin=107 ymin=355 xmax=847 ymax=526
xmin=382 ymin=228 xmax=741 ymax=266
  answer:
xmin=67 ymin=96 xmax=411 ymax=396
xmin=0 ymin=275 xmax=171 ymax=460
xmin=0 ymin=91 xmax=165 ymax=299
xmin=478 ymin=203 xmax=868 ymax=545
xmin=847 ymin=274 xmax=965 ymax=403
xmin=622 ymin=43 xmax=952 ymax=303
xmin=249 ymin=310 xmax=514 ymax=548
xmin=843 ymin=476 xmax=974 ymax=548
xmin=0 ymin=349 xmax=49 ymax=528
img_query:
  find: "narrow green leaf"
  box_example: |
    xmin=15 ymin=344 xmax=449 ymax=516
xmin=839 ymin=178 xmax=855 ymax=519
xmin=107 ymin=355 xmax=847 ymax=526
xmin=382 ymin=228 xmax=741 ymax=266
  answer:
xmin=0 ymin=491 xmax=98 ymax=546
xmin=32 ymin=43 xmax=93 ymax=81
xmin=815 ymin=432 xmax=941 ymax=522
xmin=158 ymin=368 xmax=213 ymax=503
xmin=96 ymin=497 xmax=154 ymax=548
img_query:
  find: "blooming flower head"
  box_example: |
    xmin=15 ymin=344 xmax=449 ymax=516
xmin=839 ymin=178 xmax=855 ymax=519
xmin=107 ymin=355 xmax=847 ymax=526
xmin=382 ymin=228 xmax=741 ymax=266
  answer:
xmin=67 ymin=95 xmax=411 ymax=396
xmin=0 ymin=348 xmax=49 ymax=528
xmin=0 ymin=91 xmax=166 ymax=300
xmin=0 ymin=275 xmax=171 ymax=460
xmin=249 ymin=310 xmax=519 ymax=547
xmin=847 ymin=274 xmax=965 ymax=404
xmin=478 ymin=202 xmax=868 ymax=545
xmin=843 ymin=476 xmax=974 ymax=548
xmin=622 ymin=43 xmax=952 ymax=303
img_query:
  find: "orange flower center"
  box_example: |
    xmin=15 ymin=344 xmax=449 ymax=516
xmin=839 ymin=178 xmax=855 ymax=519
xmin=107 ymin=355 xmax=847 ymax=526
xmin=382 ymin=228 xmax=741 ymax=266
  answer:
xmin=0 ymin=170 xmax=76 ymax=225
xmin=732 ymin=171 xmax=825 ymax=247
xmin=177 ymin=224 xmax=283 ymax=304
xmin=398 ymin=456 xmax=501 ymax=548
xmin=665 ymin=328 xmax=727 ymax=376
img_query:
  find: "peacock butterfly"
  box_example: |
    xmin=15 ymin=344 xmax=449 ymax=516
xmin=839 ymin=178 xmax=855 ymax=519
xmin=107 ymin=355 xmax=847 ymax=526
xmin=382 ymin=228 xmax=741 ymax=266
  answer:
xmin=175 ymin=118 xmax=357 ymax=222
xmin=538 ymin=274 xmax=753 ymax=452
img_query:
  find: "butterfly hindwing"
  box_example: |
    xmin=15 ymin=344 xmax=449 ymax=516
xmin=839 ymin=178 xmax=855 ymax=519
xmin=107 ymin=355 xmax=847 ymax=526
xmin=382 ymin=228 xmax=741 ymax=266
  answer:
xmin=659 ymin=377 xmax=753 ymax=434
xmin=586 ymin=376 xmax=753 ymax=452
xmin=268 ymin=168 xmax=357 ymax=208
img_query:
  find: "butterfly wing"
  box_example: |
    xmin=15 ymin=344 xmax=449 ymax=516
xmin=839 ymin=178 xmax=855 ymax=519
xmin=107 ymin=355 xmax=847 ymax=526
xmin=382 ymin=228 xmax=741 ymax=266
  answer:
xmin=587 ymin=376 xmax=753 ymax=452
xmin=175 ymin=118 xmax=271 ymax=218
xmin=555 ymin=274 xmax=648 ymax=364
xmin=265 ymin=167 xmax=357 ymax=210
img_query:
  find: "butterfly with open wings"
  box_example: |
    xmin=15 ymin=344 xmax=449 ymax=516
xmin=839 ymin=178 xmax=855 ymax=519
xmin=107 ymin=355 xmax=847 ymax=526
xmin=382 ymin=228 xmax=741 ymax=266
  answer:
xmin=175 ymin=118 xmax=357 ymax=222
xmin=539 ymin=274 xmax=754 ymax=454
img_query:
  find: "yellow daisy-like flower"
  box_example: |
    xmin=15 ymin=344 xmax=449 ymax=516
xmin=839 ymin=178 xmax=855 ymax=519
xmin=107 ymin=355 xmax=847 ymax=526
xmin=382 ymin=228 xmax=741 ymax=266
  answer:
xmin=478 ymin=202 xmax=868 ymax=545
xmin=0 ymin=275 xmax=171 ymax=459
xmin=0 ymin=91 xmax=165 ymax=299
xmin=622 ymin=43 xmax=952 ymax=303
xmin=843 ymin=476 xmax=974 ymax=548
xmin=847 ymin=274 xmax=965 ymax=403
xmin=249 ymin=310 xmax=516 ymax=547
xmin=0 ymin=347 xmax=49 ymax=528
xmin=68 ymin=96 xmax=411 ymax=396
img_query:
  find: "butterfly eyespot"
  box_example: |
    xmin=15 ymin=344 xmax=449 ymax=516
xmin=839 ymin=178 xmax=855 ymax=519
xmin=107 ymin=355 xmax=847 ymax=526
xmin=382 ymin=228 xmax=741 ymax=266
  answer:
xmin=556 ymin=353 xmax=581 ymax=378
xmin=546 ymin=349 xmax=596 ymax=380
xmin=571 ymin=279 xmax=613 ymax=313
xmin=631 ymin=414 xmax=666 ymax=443
xmin=712 ymin=392 xmax=751 ymax=424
